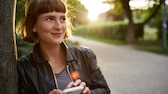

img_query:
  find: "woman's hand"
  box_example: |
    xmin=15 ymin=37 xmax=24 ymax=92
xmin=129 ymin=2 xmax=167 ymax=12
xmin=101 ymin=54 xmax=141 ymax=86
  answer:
xmin=48 ymin=89 xmax=62 ymax=94
xmin=67 ymin=79 xmax=90 ymax=94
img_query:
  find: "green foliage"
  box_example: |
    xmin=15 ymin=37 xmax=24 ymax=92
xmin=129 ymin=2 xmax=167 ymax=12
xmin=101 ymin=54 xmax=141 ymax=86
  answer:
xmin=74 ymin=21 xmax=146 ymax=41
xmin=65 ymin=0 xmax=88 ymax=25
xmin=74 ymin=21 xmax=127 ymax=40
xmin=104 ymin=0 xmax=124 ymax=15
xmin=111 ymin=0 xmax=124 ymax=15
xmin=16 ymin=34 xmax=34 ymax=57
xmin=136 ymin=4 xmax=166 ymax=26
xmin=16 ymin=0 xmax=32 ymax=57
xmin=16 ymin=0 xmax=25 ymax=25
xmin=135 ymin=40 xmax=168 ymax=56
xmin=79 ymin=36 xmax=126 ymax=45
xmin=15 ymin=0 xmax=88 ymax=26
xmin=143 ymin=27 xmax=158 ymax=40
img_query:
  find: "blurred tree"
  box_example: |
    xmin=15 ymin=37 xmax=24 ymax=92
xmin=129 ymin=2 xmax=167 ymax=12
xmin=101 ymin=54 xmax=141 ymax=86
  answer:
xmin=64 ymin=0 xmax=89 ymax=25
xmin=16 ymin=0 xmax=25 ymax=25
xmin=104 ymin=0 xmax=162 ymax=44
xmin=140 ymin=5 xmax=162 ymax=27
xmin=16 ymin=0 xmax=88 ymax=27
xmin=102 ymin=0 xmax=125 ymax=21
xmin=0 ymin=0 xmax=18 ymax=93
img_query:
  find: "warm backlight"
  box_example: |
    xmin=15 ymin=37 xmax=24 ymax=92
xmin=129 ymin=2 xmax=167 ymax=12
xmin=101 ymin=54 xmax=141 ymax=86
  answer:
xmin=71 ymin=71 xmax=80 ymax=80
xmin=80 ymin=0 xmax=110 ymax=21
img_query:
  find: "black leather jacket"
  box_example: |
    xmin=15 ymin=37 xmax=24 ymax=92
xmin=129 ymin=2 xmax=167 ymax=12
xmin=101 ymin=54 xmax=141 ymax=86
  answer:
xmin=17 ymin=43 xmax=110 ymax=94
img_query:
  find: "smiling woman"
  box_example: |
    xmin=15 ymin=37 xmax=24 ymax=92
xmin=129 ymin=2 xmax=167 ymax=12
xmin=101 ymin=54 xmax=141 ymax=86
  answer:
xmin=80 ymin=0 xmax=110 ymax=21
xmin=17 ymin=0 xmax=111 ymax=94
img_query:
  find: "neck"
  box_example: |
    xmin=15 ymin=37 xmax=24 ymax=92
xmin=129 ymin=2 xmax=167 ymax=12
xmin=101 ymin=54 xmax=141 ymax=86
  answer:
xmin=39 ymin=42 xmax=65 ymax=63
xmin=39 ymin=42 xmax=67 ymax=74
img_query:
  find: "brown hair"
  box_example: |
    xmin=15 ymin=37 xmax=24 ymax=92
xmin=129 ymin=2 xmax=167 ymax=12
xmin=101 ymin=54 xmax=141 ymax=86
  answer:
xmin=20 ymin=0 xmax=72 ymax=43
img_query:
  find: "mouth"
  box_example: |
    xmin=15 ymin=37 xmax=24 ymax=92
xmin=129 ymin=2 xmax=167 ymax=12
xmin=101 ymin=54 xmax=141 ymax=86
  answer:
xmin=51 ymin=32 xmax=63 ymax=37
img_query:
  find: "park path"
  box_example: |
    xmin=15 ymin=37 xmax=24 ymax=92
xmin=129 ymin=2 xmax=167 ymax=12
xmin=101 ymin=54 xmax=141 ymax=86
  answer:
xmin=70 ymin=36 xmax=168 ymax=94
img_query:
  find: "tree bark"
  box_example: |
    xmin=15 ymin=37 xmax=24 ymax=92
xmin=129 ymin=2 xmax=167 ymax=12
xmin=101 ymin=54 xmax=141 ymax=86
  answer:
xmin=126 ymin=23 xmax=135 ymax=44
xmin=0 ymin=0 xmax=18 ymax=94
xmin=120 ymin=0 xmax=136 ymax=44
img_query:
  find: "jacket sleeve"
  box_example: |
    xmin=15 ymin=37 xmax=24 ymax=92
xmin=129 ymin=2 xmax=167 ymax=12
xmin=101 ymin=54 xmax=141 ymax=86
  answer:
xmin=17 ymin=58 xmax=30 ymax=94
xmin=85 ymin=48 xmax=111 ymax=94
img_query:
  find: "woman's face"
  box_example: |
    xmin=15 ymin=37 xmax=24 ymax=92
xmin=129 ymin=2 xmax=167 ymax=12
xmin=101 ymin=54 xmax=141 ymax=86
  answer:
xmin=33 ymin=11 xmax=66 ymax=45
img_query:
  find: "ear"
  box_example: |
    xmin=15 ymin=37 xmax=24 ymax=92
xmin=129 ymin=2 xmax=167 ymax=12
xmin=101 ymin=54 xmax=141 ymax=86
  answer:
xmin=33 ymin=25 xmax=37 ymax=32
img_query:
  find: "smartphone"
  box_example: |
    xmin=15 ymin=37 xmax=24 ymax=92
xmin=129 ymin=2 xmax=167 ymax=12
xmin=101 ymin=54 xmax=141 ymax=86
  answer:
xmin=62 ymin=86 xmax=84 ymax=94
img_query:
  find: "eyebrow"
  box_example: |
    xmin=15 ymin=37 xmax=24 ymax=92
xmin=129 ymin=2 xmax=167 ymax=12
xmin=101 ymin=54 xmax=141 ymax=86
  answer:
xmin=40 ymin=14 xmax=66 ymax=19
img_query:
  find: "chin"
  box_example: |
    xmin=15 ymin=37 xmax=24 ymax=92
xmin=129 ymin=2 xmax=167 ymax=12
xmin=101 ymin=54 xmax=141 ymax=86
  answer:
xmin=53 ymin=39 xmax=64 ymax=44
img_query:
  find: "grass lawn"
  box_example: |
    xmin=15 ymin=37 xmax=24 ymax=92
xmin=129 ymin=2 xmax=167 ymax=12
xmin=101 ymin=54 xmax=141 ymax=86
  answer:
xmin=81 ymin=36 xmax=126 ymax=45
xmin=74 ymin=24 xmax=168 ymax=56
xmin=74 ymin=35 xmax=168 ymax=56
xmin=135 ymin=27 xmax=168 ymax=56
xmin=134 ymin=41 xmax=168 ymax=56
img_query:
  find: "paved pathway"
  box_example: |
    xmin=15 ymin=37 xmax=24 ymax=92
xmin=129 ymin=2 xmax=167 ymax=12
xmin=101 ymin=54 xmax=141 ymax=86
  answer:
xmin=70 ymin=36 xmax=168 ymax=94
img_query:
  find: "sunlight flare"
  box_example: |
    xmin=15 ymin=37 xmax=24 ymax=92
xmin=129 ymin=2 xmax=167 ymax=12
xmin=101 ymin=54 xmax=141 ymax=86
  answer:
xmin=80 ymin=0 xmax=110 ymax=21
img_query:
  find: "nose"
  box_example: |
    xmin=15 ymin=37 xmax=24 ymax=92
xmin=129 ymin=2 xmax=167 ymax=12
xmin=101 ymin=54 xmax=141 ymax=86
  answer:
xmin=54 ymin=20 xmax=62 ymax=30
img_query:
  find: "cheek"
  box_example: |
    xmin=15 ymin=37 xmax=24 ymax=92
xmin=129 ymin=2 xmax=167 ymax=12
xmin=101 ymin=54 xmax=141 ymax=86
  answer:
xmin=62 ymin=23 xmax=67 ymax=31
xmin=37 ymin=23 xmax=52 ymax=32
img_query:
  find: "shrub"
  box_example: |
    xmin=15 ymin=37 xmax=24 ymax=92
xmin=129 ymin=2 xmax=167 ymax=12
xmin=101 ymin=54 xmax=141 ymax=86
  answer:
xmin=16 ymin=34 xmax=34 ymax=57
xmin=74 ymin=22 xmax=127 ymax=40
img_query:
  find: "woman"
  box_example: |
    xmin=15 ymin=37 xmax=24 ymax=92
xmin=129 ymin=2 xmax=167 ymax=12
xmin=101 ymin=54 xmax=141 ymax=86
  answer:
xmin=17 ymin=0 xmax=110 ymax=94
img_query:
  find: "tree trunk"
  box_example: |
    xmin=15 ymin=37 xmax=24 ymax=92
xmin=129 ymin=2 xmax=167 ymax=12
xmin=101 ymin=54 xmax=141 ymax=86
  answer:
xmin=126 ymin=23 xmax=135 ymax=44
xmin=120 ymin=0 xmax=161 ymax=44
xmin=120 ymin=0 xmax=136 ymax=44
xmin=0 ymin=0 xmax=18 ymax=94
xmin=134 ymin=23 xmax=144 ymax=39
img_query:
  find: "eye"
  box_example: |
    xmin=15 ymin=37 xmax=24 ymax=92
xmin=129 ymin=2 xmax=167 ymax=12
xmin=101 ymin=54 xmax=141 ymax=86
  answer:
xmin=46 ymin=17 xmax=54 ymax=21
xmin=60 ymin=16 xmax=66 ymax=23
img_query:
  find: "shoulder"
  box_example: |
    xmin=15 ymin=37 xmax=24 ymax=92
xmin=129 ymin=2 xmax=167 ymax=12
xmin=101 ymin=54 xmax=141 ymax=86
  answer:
xmin=17 ymin=52 xmax=32 ymax=62
xmin=17 ymin=52 xmax=34 ymax=68
xmin=69 ymin=45 xmax=95 ymax=55
xmin=68 ymin=45 xmax=96 ymax=59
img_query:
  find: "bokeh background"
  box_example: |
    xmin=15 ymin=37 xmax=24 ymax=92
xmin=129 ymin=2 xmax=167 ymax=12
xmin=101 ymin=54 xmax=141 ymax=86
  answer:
xmin=16 ymin=0 xmax=168 ymax=57
xmin=15 ymin=0 xmax=168 ymax=94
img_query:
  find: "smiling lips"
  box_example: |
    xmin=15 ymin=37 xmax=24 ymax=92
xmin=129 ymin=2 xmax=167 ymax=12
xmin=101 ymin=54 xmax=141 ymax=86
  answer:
xmin=51 ymin=32 xmax=63 ymax=37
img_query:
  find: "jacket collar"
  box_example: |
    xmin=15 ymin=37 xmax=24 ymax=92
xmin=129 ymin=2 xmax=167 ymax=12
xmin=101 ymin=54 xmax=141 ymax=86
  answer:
xmin=32 ymin=41 xmax=75 ymax=64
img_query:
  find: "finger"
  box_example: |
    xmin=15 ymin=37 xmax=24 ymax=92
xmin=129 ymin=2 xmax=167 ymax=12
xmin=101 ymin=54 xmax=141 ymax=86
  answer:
xmin=82 ymin=87 xmax=90 ymax=94
xmin=67 ymin=81 xmax=74 ymax=88
xmin=74 ymin=79 xmax=81 ymax=86
xmin=80 ymin=82 xmax=86 ymax=87
xmin=48 ymin=89 xmax=62 ymax=94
